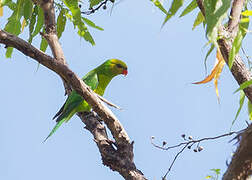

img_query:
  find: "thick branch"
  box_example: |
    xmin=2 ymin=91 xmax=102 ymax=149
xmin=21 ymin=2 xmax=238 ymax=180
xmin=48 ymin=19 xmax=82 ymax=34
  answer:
xmin=222 ymin=125 xmax=252 ymax=180
xmin=37 ymin=0 xmax=66 ymax=63
xmin=0 ymin=29 xmax=146 ymax=179
xmin=37 ymin=0 xmax=71 ymax=94
xmin=79 ymin=112 xmax=146 ymax=180
xmin=196 ymin=0 xmax=252 ymax=179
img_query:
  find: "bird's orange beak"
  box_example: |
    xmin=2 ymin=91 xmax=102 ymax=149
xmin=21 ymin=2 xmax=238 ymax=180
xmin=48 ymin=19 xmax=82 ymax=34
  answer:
xmin=122 ymin=69 xmax=128 ymax=76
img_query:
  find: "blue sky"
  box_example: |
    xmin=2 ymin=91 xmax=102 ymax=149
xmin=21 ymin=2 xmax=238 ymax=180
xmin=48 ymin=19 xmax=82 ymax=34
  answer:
xmin=0 ymin=0 xmax=251 ymax=179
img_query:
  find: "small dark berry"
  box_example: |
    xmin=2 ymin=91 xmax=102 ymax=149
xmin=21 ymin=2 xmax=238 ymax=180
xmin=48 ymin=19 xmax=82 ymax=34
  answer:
xmin=198 ymin=146 xmax=203 ymax=152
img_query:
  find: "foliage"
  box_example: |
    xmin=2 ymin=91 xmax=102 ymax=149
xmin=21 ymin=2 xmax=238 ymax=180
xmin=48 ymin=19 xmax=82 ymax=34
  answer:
xmin=151 ymin=0 xmax=252 ymax=124
xmin=205 ymin=169 xmax=220 ymax=180
xmin=0 ymin=0 xmax=109 ymax=57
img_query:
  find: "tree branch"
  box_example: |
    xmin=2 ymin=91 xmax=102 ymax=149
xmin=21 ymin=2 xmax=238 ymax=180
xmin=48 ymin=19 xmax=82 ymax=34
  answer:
xmin=223 ymin=125 xmax=252 ymax=180
xmin=0 ymin=29 xmax=146 ymax=179
xmin=196 ymin=0 xmax=252 ymax=179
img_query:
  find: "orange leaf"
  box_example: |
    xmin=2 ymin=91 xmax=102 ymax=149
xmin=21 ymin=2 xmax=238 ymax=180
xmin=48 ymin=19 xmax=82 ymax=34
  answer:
xmin=193 ymin=63 xmax=218 ymax=84
xmin=214 ymin=50 xmax=225 ymax=101
xmin=193 ymin=49 xmax=225 ymax=85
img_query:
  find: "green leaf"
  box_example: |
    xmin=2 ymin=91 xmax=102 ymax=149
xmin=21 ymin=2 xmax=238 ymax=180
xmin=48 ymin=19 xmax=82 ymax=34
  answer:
xmin=57 ymin=8 xmax=67 ymax=38
xmin=40 ymin=28 xmax=48 ymax=52
xmin=248 ymin=100 xmax=252 ymax=120
xmin=192 ymin=11 xmax=204 ymax=30
xmin=240 ymin=17 xmax=249 ymax=38
xmin=40 ymin=37 xmax=48 ymax=52
xmin=211 ymin=168 xmax=220 ymax=175
xmin=32 ymin=6 xmax=44 ymax=38
xmin=151 ymin=0 xmax=168 ymax=15
xmin=204 ymin=43 xmax=215 ymax=71
xmin=82 ymin=17 xmax=104 ymax=31
xmin=89 ymin=0 xmax=103 ymax=8
xmin=2 ymin=0 xmax=16 ymax=10
xmin=64 ymin=0 xmax=95 ymax=45
xmin=228 ymin=29 xmax=242 ymax=69
xmin=4 ymin=0 xmax=24 ymax=57
xmin=234 ymin=79 xmax=252 ymax=93
xmin=5 ymin=47 xmax=13 ymax=58
xmin=231 ymin=90 xmax=245 ymax=126
xmin=241 ymin=10 xmax=252 ymax=16
xmin=24 ymin=1 xmax=33 ymax=22
xmin=28 ymin=5 xmax=38 ymax=43
xmin=204 ymin=0 xmax=231 ymax=45
xmin=162 ymin=0 xmax=184 ymax=26
xmin=180 ymin=0 xmax=197 ymax=17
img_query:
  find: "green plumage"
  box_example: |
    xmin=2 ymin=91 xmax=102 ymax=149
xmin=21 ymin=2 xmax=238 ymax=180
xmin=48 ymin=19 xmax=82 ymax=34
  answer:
xmin=44 ymin=59 xmax=127 ymax=141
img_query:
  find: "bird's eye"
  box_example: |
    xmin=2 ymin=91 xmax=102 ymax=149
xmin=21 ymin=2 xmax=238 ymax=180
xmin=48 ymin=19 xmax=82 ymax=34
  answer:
xmin=116 ymin=64 xmax=123 ymax=68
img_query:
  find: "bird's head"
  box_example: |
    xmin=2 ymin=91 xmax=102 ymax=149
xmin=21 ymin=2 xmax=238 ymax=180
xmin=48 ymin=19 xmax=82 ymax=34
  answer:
xmin=100 ymin=59 xmax=128 ymax=77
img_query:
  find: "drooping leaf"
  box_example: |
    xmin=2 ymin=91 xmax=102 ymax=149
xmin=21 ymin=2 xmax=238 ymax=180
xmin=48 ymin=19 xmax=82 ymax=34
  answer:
xmin=193 ymin=49 xmax=225 ymax=101
xmin=193 ymin=52 xmax=223 ymax=84
xmin=40 ymin=28 xmax=48 ymax=52
xmin=180 ymin=0 xmax=197 ymax=17
xmin=204 ymin=43 xmax=215 ymax=72
xmin=31 ymin=6 xmax=44 ymax=38
xmin=228 ymin=13 xmax=249 ymax=69
xmin=231 ymin=90 xmax=245 ymax=127
xmin=204 ymin=0 xmax=231 ymax=45
xmin=28 ymin=5 xmax=38 ymax=43
xmin=151 ymin=0 xmax=168 ymax=15
xmin=248 ymin=100 xmax=252 ymax=120
xmin=240 ymin=15 xmax=250 ymax=38
xmin=214 ymin=49 xmax=225 ymax=101
xmin=56 ymin=8 xmax=67 ymax=38
xmin=234 ymin=79 xmax=252 ymax=93
xmin=82 ymin=17 xmax=104 ymax=31
xmin=4 ymin=0 xmax=24 ymax=57
xmin=64 ymin=0 xmax=95 ymax=45
xmin=192 ymin=11 xmax=204 ymax=30
xmin=23 ymin=0 xmax=33 ymax=22
xmin=228 ymin=29 xmax=242 ymax=69
xmin=162 ymin=0 xmax=184 ymax=26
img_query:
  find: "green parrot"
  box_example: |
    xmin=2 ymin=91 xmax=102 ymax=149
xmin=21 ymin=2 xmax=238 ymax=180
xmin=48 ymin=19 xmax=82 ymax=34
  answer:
xmin=44 ymin=59 xmax=128 ymax=141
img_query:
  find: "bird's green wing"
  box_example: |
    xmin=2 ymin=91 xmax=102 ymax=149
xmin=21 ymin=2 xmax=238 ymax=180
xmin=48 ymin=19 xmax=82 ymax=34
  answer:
xmin=82 ymin=70 xmax=99 ymax=90
xmin=53 ymin=70 xmax=99 ymax=120
xmin=44 ymin=71 xmax=99 ymax=141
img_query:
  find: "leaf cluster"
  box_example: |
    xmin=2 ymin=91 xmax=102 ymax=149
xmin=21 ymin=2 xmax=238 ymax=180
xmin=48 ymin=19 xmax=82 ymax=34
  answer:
xmin=0 ymin=0 xmax=107 ymax=57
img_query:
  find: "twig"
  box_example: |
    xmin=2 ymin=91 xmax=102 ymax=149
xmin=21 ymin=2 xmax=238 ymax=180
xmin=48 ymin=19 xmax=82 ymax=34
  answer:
xmin=162 ymin=144 xmax=188 ymax=180
xmin=151 ymin=129 xmax=244 ymax=178
xmin=96 ymin=93 xmax=122 ymax=110
xmin=81 ymin=0 xmax=110 ymax=15
xmin=151 ymin=131 xmax=240 ymax=151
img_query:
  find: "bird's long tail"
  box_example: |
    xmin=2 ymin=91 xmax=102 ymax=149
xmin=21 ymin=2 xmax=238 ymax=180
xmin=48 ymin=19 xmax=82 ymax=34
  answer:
xmin=43 ymin=120 xmax=65 ymax=142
